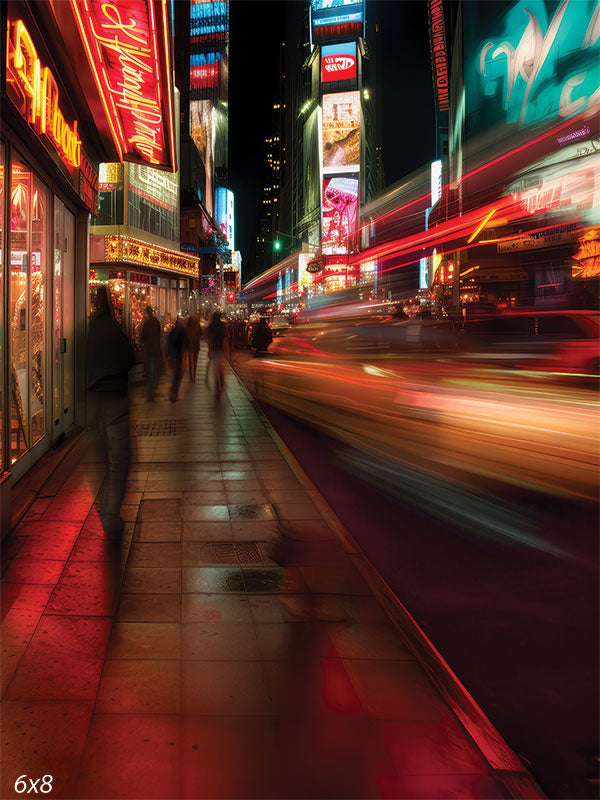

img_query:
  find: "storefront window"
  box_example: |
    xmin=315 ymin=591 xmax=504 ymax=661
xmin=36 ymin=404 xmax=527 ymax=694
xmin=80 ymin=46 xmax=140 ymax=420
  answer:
xmin=9 ymin=161 xmax=48 ymax=464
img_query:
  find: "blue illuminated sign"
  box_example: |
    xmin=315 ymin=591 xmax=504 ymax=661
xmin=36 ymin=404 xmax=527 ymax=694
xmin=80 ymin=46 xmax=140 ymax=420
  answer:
xmin=190 ymin=0 xmax=228 ymax=42
xmin=465 ymin=0 xmax=600 ymax=134
xmin=311 ymin=0 xmax=364 ymax=43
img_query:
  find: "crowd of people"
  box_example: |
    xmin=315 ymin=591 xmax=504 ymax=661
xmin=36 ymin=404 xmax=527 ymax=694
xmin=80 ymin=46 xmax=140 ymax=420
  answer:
xmin=137 ymin=306 xmax=274 ymax=403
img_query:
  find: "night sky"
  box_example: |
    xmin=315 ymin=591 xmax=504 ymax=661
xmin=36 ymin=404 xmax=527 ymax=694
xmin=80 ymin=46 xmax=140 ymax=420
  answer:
xmin=229 ymin=0 xmax=436 ymax=282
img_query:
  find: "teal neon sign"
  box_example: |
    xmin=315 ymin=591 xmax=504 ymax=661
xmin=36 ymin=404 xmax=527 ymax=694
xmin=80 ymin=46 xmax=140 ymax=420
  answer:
xmin=468 ymin=0 xmax=599 ymax=131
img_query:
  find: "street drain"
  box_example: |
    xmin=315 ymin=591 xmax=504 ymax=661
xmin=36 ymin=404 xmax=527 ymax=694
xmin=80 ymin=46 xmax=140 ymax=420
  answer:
xmin=206 ymin=542 xmax=262 ymax=564
xmin=132 ymin=420 xmax=186 ymax=436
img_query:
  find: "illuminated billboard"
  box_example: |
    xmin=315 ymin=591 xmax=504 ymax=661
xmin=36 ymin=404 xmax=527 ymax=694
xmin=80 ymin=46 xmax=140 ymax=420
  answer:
xmin=321 ymin=43 xmax=358 ymax=83
xmin=190 ymin=0 xmax=228 ymax=43
xmin=190 ymin=52 xmax=221 ymax=91
xmin=69 ymin=0 xmax=177 ymax=171
xmin=321 ymin=175 xmax=359 ymax=252
xmin=190 ymin=100 xmax=215 ymax=212
xmin=321 ymin=92 xmax=360 ymax=171
xmin=464 ymin=0 xmax=600 ymax=135
xmin=311 ymin=0 xmax=364 ymax=43
xmin=216 ymin=187 xmax=235 ymax=249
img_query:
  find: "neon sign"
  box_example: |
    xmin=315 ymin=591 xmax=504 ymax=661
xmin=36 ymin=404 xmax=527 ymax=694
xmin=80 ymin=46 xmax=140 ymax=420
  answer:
xmin=6 ymin=19 xmax=82 ymax=168
xmin=69 ymin=0 xmax=177 ymax=171
xmin=473 ymin=0 xmax=600 ymax=130
xmin=428 ymin=0 xmax=449 ymax=112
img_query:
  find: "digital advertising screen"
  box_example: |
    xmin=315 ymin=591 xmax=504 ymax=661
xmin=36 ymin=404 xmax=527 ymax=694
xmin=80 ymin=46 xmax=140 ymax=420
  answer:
xmin=190 ymin=52 xmax=221 ymax=92
xmin=311 ymin=0 xmax=364 ymax=43
xmin=216 ymin=187 xmax=235 ymax=249
xmin=321 ymin=42 xmax=358 ymax=83
xmin=321 ymin=175 xmax=359 ymax=250
xmin=321 ymin=91 xmax=360 ymax=171
xmin=190 ymin=0 xmax=228 ymax=44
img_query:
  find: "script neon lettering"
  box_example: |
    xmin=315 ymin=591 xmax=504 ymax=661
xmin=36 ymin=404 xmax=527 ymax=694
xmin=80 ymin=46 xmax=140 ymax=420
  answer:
xmin=8 ymin=19 xmax=82 ymax=168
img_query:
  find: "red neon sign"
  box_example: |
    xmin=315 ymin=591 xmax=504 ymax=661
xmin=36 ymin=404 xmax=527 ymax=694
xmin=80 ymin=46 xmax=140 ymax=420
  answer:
xmin=69 ymin=0 xmax=177 ymax=171
xmin=428 ymin=0 xmax=449 ymax=113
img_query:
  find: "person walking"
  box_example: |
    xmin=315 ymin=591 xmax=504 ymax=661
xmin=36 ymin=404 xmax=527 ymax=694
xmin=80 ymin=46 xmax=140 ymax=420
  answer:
xmin=87 ymin=285 xmax=135 ymax=534
xmin=185 ymin=314 xmax=202 ymax=383
xmin=139 ymin=305 xmax=162 ymax=401
xmin=167 ymin=317 xmax=187 ymax=402
xmin=250 ymin=316 xmax=273 ymax=357
xmin=206 ymin=309 xmax=229 ymax=398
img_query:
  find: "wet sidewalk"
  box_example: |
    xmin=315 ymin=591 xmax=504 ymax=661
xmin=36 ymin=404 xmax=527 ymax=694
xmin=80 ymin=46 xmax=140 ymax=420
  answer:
xmin=2 ymin=352 xmax=530 ymax=799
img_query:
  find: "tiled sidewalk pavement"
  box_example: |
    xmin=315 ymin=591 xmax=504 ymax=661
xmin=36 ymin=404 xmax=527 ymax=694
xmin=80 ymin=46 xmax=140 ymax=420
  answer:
xmin=2 ymin=351 xmax=514 ymax=800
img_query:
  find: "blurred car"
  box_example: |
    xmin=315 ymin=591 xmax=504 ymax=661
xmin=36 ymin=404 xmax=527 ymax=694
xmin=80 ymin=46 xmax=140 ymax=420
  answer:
xmin=459 ymin=310 xmax=600 ymax=375
xmin=251 ymin=316 xmax=599 ymax=543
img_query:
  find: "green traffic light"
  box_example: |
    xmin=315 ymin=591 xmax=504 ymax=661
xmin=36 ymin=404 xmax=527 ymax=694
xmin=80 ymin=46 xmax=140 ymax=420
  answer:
xmin=274 ymin=240 xmax=281 ymax=251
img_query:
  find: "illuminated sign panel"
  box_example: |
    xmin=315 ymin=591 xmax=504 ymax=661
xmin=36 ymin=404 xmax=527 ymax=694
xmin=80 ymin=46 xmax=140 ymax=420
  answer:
xmin=103 ymin=235 xmax=199 ymax=276
xmin=321 ymin=43 xmax=357 ymax=83
xmin=216 ymin=187 xmax=235 ymax=249
xmin=190 ymin=52 xmax=221 ymax=91
xmin=428 ymin=0 xmax=449 ymax=113
xmin=6 ymin=19 xmax=82 ymax=169
xmin=430 ymin=159 xmax=442 ymax=206
xmin=69 ymin=0 xmax=177 ymax=171
xmin=321 ymin=175 xmax=359 ymax=252
xmin=321 ymin=91 xmax=360 ymax=171
xmin=311 ymin=0 xmax=364 ymax=43
xmin=465 ymin=0 xmax=600 ymax=135
xmin=190 ymin=0 xmax=228 ymax=43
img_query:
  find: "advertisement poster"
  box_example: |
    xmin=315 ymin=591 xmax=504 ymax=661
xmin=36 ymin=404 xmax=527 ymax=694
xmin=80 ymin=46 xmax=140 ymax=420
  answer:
xmin=321 ymin=42 xmax=357 ymax=83
xmin=321 ymin=91 xmax=360 ymax=170
xmin=321 ymin=175 xmax=359 ymax=250
xmin=311 ymin=0 xmax=364 ymax=43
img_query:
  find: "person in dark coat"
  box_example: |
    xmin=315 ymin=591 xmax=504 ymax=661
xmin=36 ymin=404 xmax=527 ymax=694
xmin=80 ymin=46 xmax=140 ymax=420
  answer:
xmin=250 ymin=317 xmax=273 ymax=357
xmin=206 ymin=309 xmax=229 ymax=396
xmin=167 ymin=317 xmax=187 ymax=402
xmin=139 ymin=305 xmax=162 ymax=401
xmin=87 ymin=285 xmax=135 ymax=534
xmin=185 ymin=314 xmax=202 ymax=383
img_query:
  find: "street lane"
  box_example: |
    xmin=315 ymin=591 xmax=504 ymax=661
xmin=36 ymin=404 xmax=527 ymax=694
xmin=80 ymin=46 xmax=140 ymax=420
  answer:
xmin=250 ymin=395 xmax=599 ymax=800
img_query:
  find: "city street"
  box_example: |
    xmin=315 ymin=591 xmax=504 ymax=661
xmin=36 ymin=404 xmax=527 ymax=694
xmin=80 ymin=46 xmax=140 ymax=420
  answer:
xmin=1 ymin=356 xmax=540 ymax=799
xmin=233 ymin=351 xmax=599 ymax=800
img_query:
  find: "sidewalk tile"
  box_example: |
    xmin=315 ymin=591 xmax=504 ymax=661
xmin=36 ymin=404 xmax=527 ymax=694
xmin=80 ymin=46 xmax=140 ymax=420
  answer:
xmin=181 ymin=660 xmax=270 ymax=715
xmin=107 ymin=622 xmax=181 ymax=660
xmin=116 ymin=594 xmax=181 ymax=623
xmin=96 ymin=660 xmax=181 ymax=714
xmin=121 ymin=568 xmax=181 ymax=595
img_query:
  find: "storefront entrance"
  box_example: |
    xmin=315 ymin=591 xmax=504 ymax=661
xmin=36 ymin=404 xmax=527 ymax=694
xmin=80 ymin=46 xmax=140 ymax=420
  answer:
xmin=53 ymin=196 xmax=76 ymax=440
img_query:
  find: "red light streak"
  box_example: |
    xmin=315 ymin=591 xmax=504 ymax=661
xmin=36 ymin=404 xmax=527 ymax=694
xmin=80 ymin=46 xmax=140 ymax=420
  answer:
xmin=537 ymin=283 xmax=561 ymax=288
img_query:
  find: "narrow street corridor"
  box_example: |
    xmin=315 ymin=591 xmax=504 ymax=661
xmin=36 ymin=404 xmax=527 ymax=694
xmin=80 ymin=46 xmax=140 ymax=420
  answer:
xmin=2 ymin=353 xmax=531 ymax=799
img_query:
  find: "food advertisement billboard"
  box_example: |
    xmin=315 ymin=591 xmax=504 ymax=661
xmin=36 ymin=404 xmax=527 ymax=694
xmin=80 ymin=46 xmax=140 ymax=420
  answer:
xmin=311 ymin=0 xmax=364 ymax=43
xmin=321 ymin=92 xmax=360 ymax=171
xmin=321 ymin=176 xmax=359 ymax=252
xmin=321 ymin=42 xmax=358 ymax=83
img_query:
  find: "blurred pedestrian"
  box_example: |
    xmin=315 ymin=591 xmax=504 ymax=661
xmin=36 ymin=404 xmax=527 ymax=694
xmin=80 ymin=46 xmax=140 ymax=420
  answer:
xmin=206 ymin=309 xmax=229 ymax=397
xmin=139 ymin=305 xmax=161 ymax=401
xmin=167 ymin=317 xmax=187 ymax=402
xmin=251 ymin=316 xmax=273 ymax=357
xmin=87 ymin=285 xmax=134 ymax=534
xmin=185 ymin=314 xmax=202 ymax=383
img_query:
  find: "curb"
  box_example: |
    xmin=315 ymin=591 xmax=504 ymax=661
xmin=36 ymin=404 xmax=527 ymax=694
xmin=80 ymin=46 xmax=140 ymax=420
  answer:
xmin=232 ymin=363 xmax=546 ymax=800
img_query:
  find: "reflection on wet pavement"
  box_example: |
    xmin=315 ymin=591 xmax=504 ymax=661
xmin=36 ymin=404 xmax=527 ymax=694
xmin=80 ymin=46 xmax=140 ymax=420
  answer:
xmin=1 ymin=354 xmax=521 ymax=799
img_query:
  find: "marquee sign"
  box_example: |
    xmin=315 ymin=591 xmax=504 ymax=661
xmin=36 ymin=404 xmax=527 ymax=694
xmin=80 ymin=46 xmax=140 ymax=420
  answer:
xmin=69 ymin=0 xmax=177 ymax=172
xmin=427 ymin=0 xmax=449 ymax=113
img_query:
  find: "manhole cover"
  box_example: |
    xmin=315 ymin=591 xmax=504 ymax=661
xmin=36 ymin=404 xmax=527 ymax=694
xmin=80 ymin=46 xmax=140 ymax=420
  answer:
xmin=132 ymin=420 xmax=186 ymax=436
xmin=206 ymin=542 xmax=262 ymax=564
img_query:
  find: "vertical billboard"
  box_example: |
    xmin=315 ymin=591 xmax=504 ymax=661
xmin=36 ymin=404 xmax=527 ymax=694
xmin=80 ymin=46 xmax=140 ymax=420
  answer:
xmin=311 ymin=0 xmax=364 ymax=43
xmin=321 ymin=175 xmax=359 ymax=253
xmin=321 ymin=42 xmax=358 ymax=83
xmin=215 ymin=187 xmax=235 ymax=249
xmin=321 ymin=92 xmax=361 ymax=171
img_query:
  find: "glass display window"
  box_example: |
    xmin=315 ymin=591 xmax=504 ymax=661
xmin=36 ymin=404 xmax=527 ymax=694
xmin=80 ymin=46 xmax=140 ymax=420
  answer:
xmin=9 ymin=160 xmax=49 ymax=464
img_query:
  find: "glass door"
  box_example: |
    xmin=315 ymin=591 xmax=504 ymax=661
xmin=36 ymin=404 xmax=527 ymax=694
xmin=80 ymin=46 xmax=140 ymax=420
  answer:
xmin=9 ymin=160 xmax=49 ymax=477
xmin=53 ymin=196 xmax=75 ymax=439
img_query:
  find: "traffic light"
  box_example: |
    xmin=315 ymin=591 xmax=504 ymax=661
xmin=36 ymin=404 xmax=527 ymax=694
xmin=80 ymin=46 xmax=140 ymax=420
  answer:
xmin=226 ymin=291 xmax=235 ymax=303
xmin=273 ymin=240 xmax=281 ymax=252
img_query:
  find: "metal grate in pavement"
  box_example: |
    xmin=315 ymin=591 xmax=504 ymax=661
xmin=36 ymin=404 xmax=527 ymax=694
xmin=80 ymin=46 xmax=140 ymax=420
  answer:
xmin=132 ymin=420 xmax=186 ymax=437
xmin=206 ymin=542 xmax=262 ymax=564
